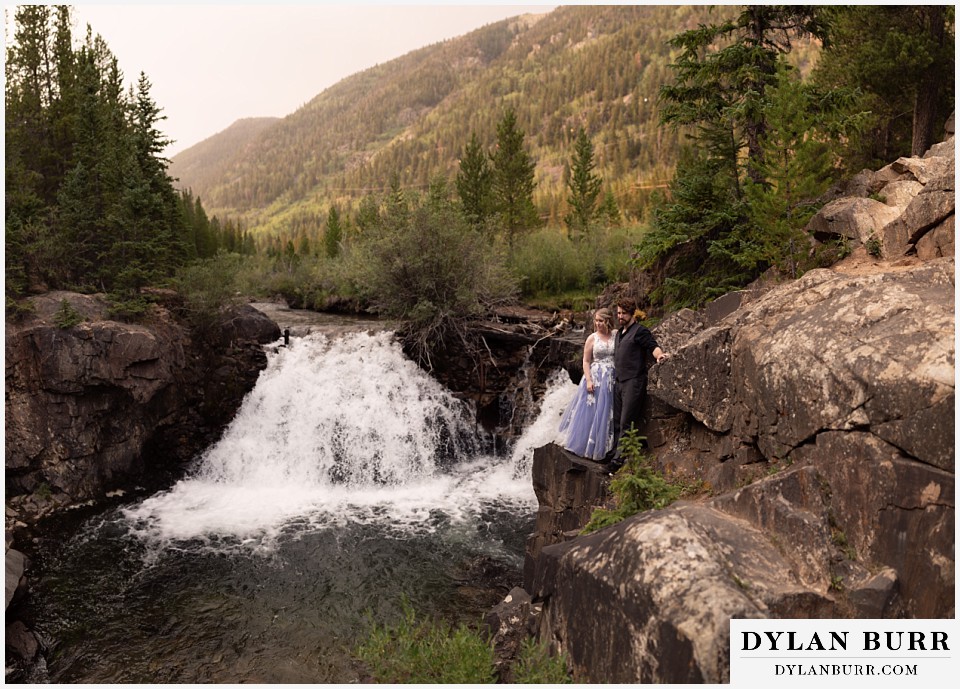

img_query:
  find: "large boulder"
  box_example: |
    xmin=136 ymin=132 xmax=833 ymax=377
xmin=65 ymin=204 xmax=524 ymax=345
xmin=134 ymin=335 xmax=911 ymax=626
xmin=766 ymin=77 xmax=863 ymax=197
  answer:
xmin=523 ymin=445 xmax=609 ymax=590
xmin=526 ymin=259 xmax=954 ymax=682
xmin=806 ymin=196 xmax=902 ymax=245
xmin=5 ymin=293 xmax=189 ymax=500
xmin=808 ymin=128 xmax=954 ymax=258
xmin=533 ymin=502 xmax=837 ymax=683
xmin=651 ymin=259 xmax=954 ymax=470
xmin=5 ymin=548 xmax=26 ymax=610
xmin=883 ymin=159 xmax=955 ymax=257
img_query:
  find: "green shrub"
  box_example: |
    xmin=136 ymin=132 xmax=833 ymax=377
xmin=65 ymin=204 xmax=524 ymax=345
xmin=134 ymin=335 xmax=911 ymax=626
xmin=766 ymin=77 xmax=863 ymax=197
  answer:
xmin=5 ymin=296 xmax=36 ymax=322
xmin=53 ymin=298 xmax=84 ymax=329
xmin=509 ymin=227 xmax=594 ymax=296
xmin=355 ymin=599 xmax=497 ymax=683
xmin=512 ymin=637 xmax=572 ymax=684
xmin=106 ymin=293 xmax=153 ymax=321
xmin=508 ymin=224 xmax=647 ymax=299
xmin=355 ymin=599 xmax=571 ymax=684
xmin=581 ymin=429 xmax=681 ymax=534
xmin=351 ymin=186 xmax=517 ymax=363
xmin=172 ymin=252 xmax=247 ymax=333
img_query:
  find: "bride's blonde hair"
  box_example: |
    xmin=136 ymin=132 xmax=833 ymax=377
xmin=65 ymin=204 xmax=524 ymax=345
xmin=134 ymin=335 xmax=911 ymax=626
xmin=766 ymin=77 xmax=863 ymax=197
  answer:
xmin=594 ymin=308 xmax=614 ymax=330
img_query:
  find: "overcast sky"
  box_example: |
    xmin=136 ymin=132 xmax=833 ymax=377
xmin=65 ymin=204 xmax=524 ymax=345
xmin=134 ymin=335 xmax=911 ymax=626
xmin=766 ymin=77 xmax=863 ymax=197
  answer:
xmin=52 ymin=3 xmax=560 ymax=157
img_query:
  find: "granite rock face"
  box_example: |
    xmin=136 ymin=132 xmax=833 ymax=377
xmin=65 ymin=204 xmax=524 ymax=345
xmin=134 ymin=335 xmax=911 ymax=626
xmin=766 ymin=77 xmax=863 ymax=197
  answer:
xmin=650 ymin=259 xmax=954 ymax=475
xmin=4 ymin=292 xmax=279 ymax=512
xmin=5 ymin=293 xmax=280 ymax=681
xmin=525 ymin=257 xmax=954 ymax=682
xmin=523 ymin=446 xmax=611 ymax=590
xmin=533 ymin=502 xmax=838 ymax=683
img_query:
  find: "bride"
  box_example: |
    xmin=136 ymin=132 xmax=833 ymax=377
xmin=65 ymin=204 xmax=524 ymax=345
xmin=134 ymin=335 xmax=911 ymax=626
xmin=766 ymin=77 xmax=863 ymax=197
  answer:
xmin=557 ymin=308 xmax=615 ymax=461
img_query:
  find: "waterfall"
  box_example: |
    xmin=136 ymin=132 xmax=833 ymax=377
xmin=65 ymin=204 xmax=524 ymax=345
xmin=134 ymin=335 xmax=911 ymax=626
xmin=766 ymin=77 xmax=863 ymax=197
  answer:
xmin=35 ymin=327 xmax=585 ymax=684
xmin=122 ymin=331 xmax=574 ymax=552
xmin=509 ymin=368 xmax=578 ymax=477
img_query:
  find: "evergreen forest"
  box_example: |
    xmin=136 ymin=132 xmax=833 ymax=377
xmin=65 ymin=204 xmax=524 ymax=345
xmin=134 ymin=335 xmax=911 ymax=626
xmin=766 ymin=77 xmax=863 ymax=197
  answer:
xmin=5 ymin=5 xmax=254 ymax=315
xmin=5 ymin=5 xmax=955 ymax=355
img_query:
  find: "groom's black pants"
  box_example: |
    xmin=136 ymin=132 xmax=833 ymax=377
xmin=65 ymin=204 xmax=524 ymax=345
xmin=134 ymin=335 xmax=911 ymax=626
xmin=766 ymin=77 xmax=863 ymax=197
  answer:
xmin=612 ymin=375 xmax=647 ymax=460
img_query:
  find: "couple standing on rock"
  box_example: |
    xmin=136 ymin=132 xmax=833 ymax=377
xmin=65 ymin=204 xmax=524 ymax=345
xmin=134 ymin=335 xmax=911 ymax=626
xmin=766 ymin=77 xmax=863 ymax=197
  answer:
xmin=557 ymin=297 xmax=668 ymax=473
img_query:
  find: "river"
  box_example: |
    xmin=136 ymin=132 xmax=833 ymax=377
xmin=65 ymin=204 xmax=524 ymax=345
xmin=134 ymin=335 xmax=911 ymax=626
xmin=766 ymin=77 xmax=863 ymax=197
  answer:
xmin=27 ymin=309 xmax=577 ymax=683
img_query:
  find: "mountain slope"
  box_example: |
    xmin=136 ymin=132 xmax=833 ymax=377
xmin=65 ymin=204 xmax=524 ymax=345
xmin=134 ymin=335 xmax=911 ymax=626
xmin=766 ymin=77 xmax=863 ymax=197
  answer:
xmin=168 ymin=5 xmax=746 ymax=238
xmin=168 ymin=117 xmax=280 ymax=195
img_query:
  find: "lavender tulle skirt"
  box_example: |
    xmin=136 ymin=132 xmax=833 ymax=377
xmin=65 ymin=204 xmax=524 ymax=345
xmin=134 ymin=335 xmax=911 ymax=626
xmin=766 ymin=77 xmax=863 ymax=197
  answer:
xmin=557 ymin=362 xmax=614 ymax=461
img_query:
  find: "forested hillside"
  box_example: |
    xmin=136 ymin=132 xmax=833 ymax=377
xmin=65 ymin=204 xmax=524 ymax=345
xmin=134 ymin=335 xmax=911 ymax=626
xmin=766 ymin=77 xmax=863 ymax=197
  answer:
xmin=166 ymin=117 xmax=279 ymax=190
xmin=8 ymin=5 xmax=952 ymax=336
xmin=169 ymin=5 xmax=752 ymax=240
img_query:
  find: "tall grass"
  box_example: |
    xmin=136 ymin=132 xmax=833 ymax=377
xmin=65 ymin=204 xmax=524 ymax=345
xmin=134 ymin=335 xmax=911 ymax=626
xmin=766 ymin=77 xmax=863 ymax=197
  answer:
xmin=355 ymin=598 xmax=570 ymax=683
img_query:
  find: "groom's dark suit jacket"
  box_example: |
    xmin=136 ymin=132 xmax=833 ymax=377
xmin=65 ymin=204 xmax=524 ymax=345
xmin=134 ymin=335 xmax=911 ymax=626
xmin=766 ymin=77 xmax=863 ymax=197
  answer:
xmin=613 ymin=321 xmax=659 ymax=382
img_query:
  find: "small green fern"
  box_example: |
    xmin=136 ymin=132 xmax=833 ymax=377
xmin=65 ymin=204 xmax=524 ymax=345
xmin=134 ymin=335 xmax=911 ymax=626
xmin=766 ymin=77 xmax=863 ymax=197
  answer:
xmin=581 ymin=429 xmax=680 ymax=534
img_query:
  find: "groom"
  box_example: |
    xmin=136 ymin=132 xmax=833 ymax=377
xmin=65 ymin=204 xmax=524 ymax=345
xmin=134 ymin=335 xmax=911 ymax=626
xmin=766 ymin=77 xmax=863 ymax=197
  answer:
xmin=606 ymin=297 xmax=667 ymax=473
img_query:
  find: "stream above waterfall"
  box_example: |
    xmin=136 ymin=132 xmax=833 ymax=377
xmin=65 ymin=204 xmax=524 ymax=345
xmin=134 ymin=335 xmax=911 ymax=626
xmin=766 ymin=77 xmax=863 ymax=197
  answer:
xmin=27 ymin=325 xmax=577 ymax=683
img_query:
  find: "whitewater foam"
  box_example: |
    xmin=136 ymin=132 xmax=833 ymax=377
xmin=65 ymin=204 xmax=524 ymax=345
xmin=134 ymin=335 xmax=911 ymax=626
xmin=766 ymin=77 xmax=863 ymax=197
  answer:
xmin=121 ymin=331 xmax=574 ymax=552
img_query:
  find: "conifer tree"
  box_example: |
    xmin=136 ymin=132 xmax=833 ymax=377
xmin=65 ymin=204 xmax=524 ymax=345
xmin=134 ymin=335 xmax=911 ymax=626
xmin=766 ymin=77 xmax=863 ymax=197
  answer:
xmin=455 ymin=132 xmax=493 ymax=231
xmin=738 ymin=61 xmax=860 ymax=278
xmin=355 ymin=194 xmax=381 ymax=235
xmin=56 ymin=45 xmax=115 ymax=288
xmin=6 ymin=8 xmax=198 ymax=304
xmin=490 ymin=107 xmax=539 ymax=246
xmin=325 ymin=205 xmax=343 ymax=258
xmin=813 ymin=6 xmax=954 ymax=164
xmin=297 ymin=233 xmax=312 ymax=257
xmin=192 ymin=195 xmax=217 ymax=257
xmin=599 ymin=189 xmax=621 ymax=228
xmin=637 ymin=6 xmax=830 ymax=310
xmin=659 ymin=6 xmax=826 ymax=186
xmin=108 ymin=72 xmax=183 ymax=297
xmin=564 ymin=128 xmax=603 ymax=240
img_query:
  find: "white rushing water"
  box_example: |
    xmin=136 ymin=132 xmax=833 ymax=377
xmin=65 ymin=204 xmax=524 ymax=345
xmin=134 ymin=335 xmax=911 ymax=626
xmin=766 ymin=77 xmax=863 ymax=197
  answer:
xmin=122 ymin=331 xmax=578 ymax=551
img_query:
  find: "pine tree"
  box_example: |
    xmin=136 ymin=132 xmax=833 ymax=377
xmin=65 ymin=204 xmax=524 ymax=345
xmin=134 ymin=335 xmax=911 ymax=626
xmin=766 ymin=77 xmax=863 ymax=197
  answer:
xmin=813 ymin=6 xmax=954 ymax=164
xmin=6 ymin=8 xmax=195 ymax=302
xmin=297 ymin=233 xmax=312 ymax=256
xmin=192 ymin=195 xmax=216 ymax=258
xmin=107 ymin=71 xmax=183 ymax=298
xmin=564 ymin=128 xmax=603 ymax=240
xmin=659 ymin=6 xmax=826 ymax=186
xmin=638 ymin=6 xmax=830 ymax=311
xmin=325 ymin=205 xmax=343 ymax=258
xmin=738 ymin=61 xmax=861 ymax=278
xmin=491 ymin=107 xmax=539 ymax=246
xmin=56 ymin=45 xmax=114 ymax=289
xmin=455 ymin=132 xmax=493 ymax=232
xmin=599 ymin=189 xmax=621 ymax=228
xmin=355 ymin=194 xmax=381 ymax=235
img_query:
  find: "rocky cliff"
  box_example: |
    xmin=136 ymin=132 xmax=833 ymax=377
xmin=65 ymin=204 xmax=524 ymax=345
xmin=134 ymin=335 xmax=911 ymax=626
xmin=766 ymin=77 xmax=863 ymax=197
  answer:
xmin=4 ymin=292 xmax=279 ymax=676
xmin=522 ymin=126 xmax=955 ymax=682
xmin=5 ymin=293 xmax=280 ymax=514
